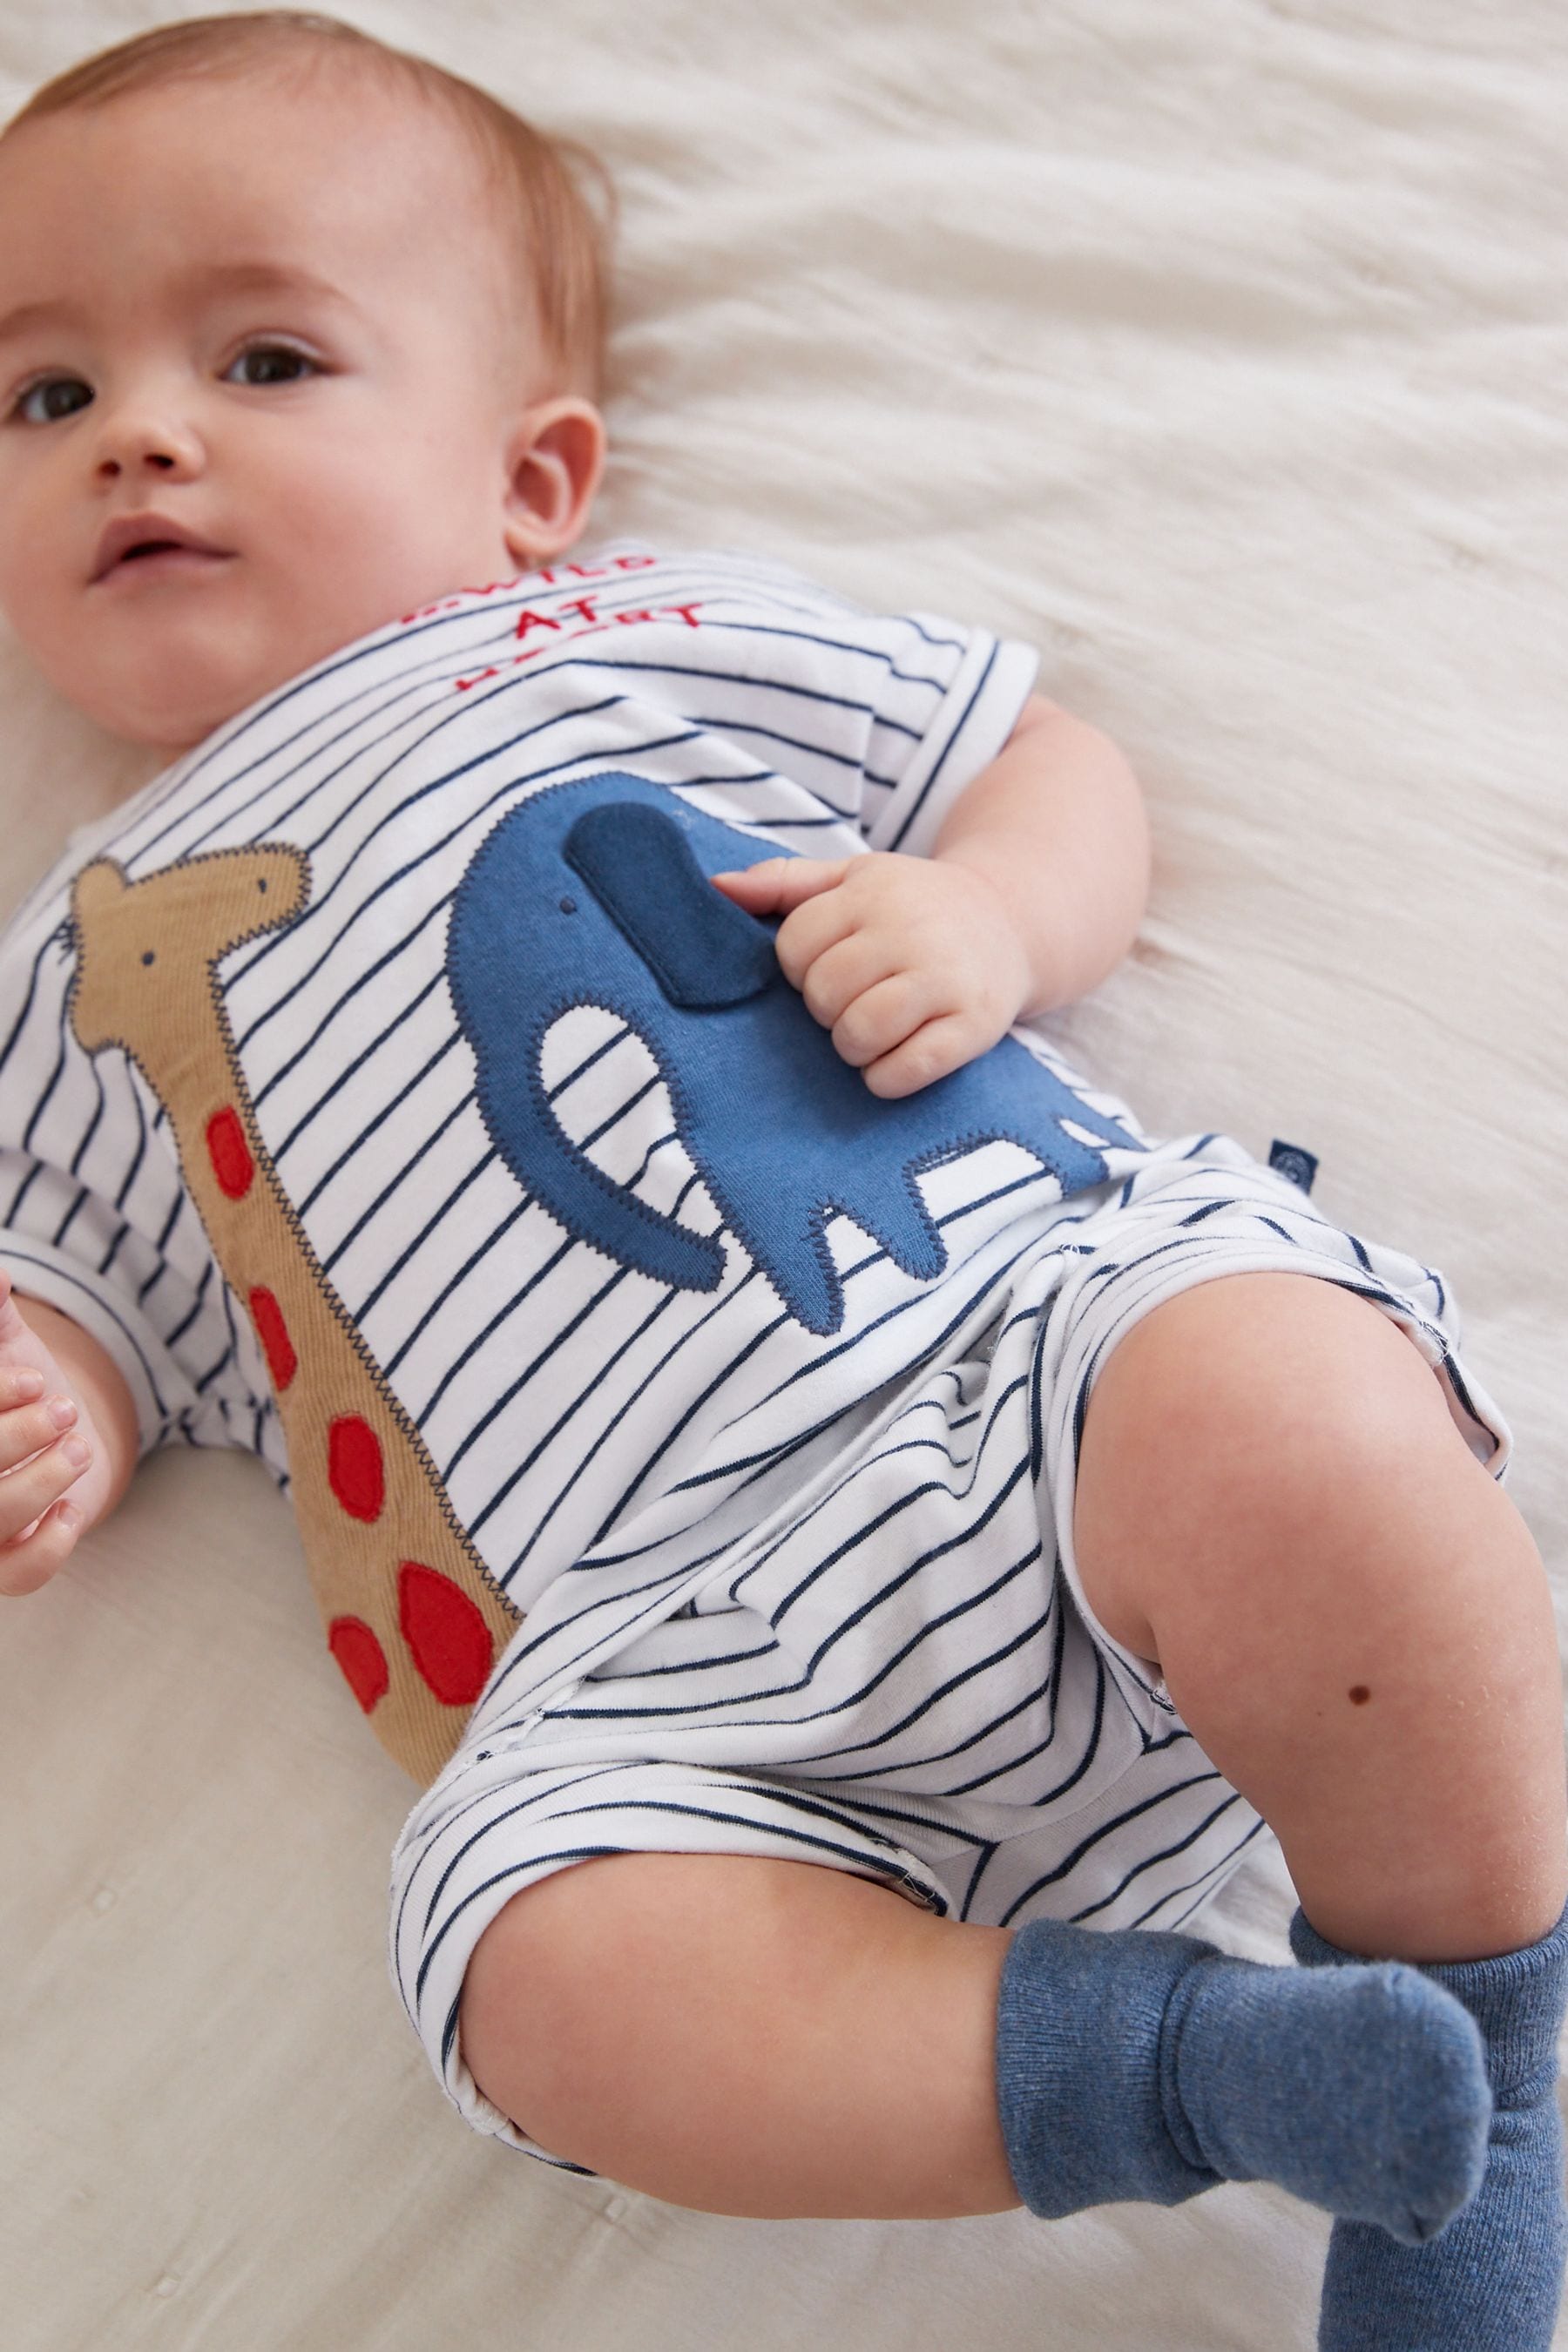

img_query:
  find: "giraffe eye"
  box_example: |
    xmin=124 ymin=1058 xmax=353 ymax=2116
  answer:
xmin=141 ymin=950 xmax=156 ymax=967
xmin=258 ymin=877 xmax=268 ymax=894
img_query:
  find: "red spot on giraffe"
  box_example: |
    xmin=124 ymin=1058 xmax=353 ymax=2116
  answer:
xmin=399 ymin=1564 xmax=496 ymax=1705
xmin=206 ymin=1105 xmax=253 ymax=1199
xmin=328 ymin=1415 xmax=385 ymax=1521
xmin=248 ymin=1286 xmax=297 ymax=1390
xmin=328 ymin=1617 xmax=389 ymax=1712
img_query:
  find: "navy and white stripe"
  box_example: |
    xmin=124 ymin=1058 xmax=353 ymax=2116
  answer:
xmin=388 ymin=1132 xmax=1510 ymax=2164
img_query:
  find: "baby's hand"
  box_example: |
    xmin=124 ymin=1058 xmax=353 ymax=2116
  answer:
xmin=0 ymin=1271 xmax=97 ymax=1597
xmin=711 ymin=853 xmax=1034 ymax=1098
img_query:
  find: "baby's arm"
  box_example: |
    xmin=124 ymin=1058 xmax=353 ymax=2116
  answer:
xmin=0 ymin=1267 xmax=139 ymax=1596
xmin=711 ymin=695 xmax=1150 ymax=1097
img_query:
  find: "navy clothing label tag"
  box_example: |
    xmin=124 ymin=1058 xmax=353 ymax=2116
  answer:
xmin=1267 ymin=1139 xmax=1319 ymax=1193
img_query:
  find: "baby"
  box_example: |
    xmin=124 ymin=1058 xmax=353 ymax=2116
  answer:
xmin=0 ymin=14 xmax=1564 ymax=2348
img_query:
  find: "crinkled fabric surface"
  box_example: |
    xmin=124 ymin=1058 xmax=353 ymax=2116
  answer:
xmin=2 ymin=3 xmax=1565 ymax=2347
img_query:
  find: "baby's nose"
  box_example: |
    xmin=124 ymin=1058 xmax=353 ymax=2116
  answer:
xmin=93 ymin=398 xmax=204 ymax=483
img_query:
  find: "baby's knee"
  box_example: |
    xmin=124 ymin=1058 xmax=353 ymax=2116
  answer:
xmin=460 ymin=1857 xmax=645 ymax=2150
xmin=1154 ymin=1276 xmax=1458 ymax=1498
xmin=1088 ymin=1276 xmax=1507 ymax=1597
xmin=459 ymin=1849 xmax=820 ymax=2163
xmin=1080 ymin=1274 xmax=1562 ymax=1762
xmin=1077 ymin=1274 xmax=1463 ymax=1662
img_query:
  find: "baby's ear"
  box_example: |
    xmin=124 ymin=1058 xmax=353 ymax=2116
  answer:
xmin=501 ymin=398 xmax=607 ymax=565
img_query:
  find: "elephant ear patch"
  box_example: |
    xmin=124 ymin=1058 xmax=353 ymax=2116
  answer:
xmin=564 ymin=802 xmax=778 ymax=1009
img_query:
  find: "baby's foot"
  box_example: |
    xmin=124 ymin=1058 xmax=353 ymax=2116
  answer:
xmin=1165 ymin=1948 xmax=1492 ymax=2242
xmin=994 ymin=1914 xmax=1490 ymax=2242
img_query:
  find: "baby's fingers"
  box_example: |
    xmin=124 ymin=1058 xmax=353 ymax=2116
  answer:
xmin=828 ymin=970 xmax=930 ymax=1068
xmin=0 ymin=1429 xmax=92 ymax=1555
xmin=862 ymin=1013 xmax=987 ymax=1100
xmin=710 ymin=859 xmax=850 ymax=919
xmin=0 ymin=1384 xmax=78 ymax=1475
xmin=0 ymin=1497 xmax=84 ymax=1598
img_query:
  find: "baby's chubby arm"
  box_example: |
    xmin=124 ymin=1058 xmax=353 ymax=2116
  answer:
xmin=0 ymin=1267 xmax=139 ymax=1596
xmin=711 ymin=694 xmax=1151 ymax=1097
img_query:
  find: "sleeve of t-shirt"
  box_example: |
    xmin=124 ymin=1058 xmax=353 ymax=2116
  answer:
xmin=849 ymin=611 xmax=1041 ymax=860
xmin=691 ymin=558 xmax=1041 ymax=859
xmin=0 ymin=897 xmax=283 ymax=1477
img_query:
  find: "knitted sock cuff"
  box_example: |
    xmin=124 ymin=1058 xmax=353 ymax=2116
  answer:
xmin=993 ymin=1917 xmax=1223 ymax=2217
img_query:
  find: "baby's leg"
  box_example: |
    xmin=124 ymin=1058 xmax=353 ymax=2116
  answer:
xmin=1071 ymin=1269 xmax=1567 ymax=1963
xmin=1070 ymin=1268 xmax=1568 ymax=2344
xmin=460 ymin=1848 xmax=1020 ymax=2218
xmin=461 ymin=1835 xmax=1489 ymax=2227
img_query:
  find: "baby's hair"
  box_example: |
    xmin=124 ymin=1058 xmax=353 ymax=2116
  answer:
xmin=0 ymin=10 xmax=612 ymax=400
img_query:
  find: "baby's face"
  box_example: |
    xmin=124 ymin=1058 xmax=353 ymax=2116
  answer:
xmin=0 ymin=72 xmax=593 ymax=756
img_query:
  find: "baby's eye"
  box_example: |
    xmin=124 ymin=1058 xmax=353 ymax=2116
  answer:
xmin=10 ymin=376 xmax=92 ymax=426
xmin=226 ymin=342 xmax=319 ymax=388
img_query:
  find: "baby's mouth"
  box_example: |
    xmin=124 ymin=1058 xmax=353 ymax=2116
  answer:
xmin=91 ymin=516 xmax=234 ymax=583
xmin=96 ymin=542 xmax=235 ymax=585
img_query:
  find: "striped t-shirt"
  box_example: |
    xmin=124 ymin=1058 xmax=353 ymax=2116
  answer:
xmin=0 ymin=545 xmax=1152 ymax=1646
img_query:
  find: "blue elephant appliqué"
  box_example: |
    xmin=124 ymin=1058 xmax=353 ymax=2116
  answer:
xmin=446 ymin=773 xmax=1143 ymax=1335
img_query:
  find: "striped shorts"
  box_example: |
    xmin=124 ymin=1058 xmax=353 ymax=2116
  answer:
xmin=387 ymin=1131 xmax=1510 ymax=2166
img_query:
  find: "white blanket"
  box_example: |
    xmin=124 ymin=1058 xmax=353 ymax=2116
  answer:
xmin=3 ymin=3 xmax=1565 ymax=2346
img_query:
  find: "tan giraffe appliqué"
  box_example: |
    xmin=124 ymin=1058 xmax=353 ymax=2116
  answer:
xmin=68 ymin=848 xmax=523 ymax=1785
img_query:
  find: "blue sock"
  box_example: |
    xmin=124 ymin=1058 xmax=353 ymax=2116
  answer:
xmin=1290 ymin=1900 xmax=1568 ymax=2351
xmin=993 ymin=1914 xmax=1490 ymax=2239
